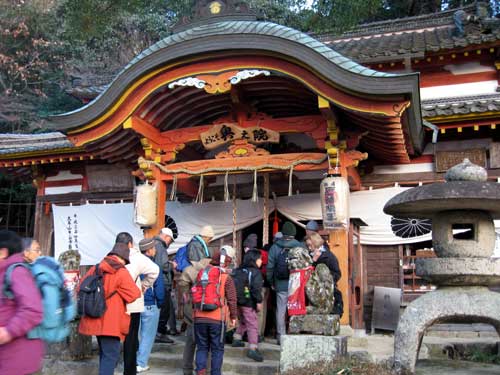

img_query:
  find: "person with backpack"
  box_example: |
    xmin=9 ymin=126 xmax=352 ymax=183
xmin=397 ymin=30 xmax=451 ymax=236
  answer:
xmin=154 ymin=227 xmax=176 ymax=343
xmin=178 ymin=257 xmax=212 ymax=375
xmin=0 ymin=230 xmax=44 ymax=375
xmin=188 ymin=225 xmax=214 ymax=262
xmin=266 ymin=221 xmax=302 ymax=345
xmin=242 ymin=233 xmax=268 ymax=342
xmin=231 ymin=249 xmax=264 ymax=362
xmin=78 ymin=242 xmax=141 ymax=375
xmin=192 ymin=246 xmax=238 ymax=375
xmin=14 ymin=237 xmax=76 ymax=344
xmin=117 ymin=232 xmax=159 ymax=375
xmin=136 ymin=238 xmax=165 ymax=373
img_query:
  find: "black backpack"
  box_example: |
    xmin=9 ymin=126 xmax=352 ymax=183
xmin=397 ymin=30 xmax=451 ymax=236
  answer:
xmin=77 ymin=264 xmax=116 ymax=318
xmin=232 ymin=268 xmax=253 ymax=305
xmin=275 ymin=247 xmax=291 ymax=280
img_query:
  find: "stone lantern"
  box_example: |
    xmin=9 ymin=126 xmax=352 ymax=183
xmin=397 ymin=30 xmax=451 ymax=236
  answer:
xmin=384 ymin=159 xmax=500 ymax=374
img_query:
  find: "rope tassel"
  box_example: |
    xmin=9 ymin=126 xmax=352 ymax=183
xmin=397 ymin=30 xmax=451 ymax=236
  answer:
xmin=169 ymin=174 xmax=178 ymax=201
xmin=224 ymin=172 xmax=230 ymax=202
xmin=195 ymin=175 xmax=204 ymax=204
xmin=288 ymin=165 xmax=294 ymax=196
xmin=252 ymin=169 xmax=258 ymax=202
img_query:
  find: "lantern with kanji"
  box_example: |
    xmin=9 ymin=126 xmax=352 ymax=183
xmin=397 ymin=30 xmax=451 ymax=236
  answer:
xmin=320 ymin=174 xmax=350 ymax=230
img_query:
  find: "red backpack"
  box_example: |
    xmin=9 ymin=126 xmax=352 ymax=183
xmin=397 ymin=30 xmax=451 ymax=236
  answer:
xmin=191 ymin=265 xmax=223 ymax=311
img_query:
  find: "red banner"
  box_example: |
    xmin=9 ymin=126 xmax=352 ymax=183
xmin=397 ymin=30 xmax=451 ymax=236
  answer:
xmin=287 ymin=267 xmax=313 ymax=316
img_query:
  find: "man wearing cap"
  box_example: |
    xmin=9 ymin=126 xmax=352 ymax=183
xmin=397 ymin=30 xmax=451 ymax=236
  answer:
xmin=116 ymin=232 xmax=159 ymax=375
xmin=154 ymin=228 xmax=176 ymax=343
xmin=187 ymin=225 xmax=214 ymax=263
xmin=136 ymin=238 xmax=165 ymax=373
xmin=266 ymin=221 xmax=301 ymax=345
xmin=78 ymin=243 xmax=141 ymax=375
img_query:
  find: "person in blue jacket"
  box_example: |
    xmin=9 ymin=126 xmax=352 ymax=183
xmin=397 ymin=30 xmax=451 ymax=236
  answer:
xmin=136 ymin=238 xmax=165 ymax=373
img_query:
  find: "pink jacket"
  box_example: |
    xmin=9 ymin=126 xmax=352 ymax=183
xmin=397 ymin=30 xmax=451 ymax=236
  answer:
xmin=0 ymin=253 xmax=44 ymax=375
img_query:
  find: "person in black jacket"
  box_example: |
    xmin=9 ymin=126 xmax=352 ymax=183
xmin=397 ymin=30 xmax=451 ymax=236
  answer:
xmin=305 ymin=232 xmax=343 ymax=317
xmin=231 ymin=250 xmax=264 ymax=362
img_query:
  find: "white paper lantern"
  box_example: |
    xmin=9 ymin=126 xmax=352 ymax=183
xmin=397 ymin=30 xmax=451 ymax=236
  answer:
xmin=320 ymin=174 xmax=350 ymax=230
xmin=134 ymin=182 xmax=157 ymax=226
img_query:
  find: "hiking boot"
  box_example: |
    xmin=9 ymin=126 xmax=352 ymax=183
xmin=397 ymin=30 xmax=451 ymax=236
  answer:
xmin=231 ymin=339 xmax=245 ymax=347
xmin=155 ymin=333 xmax=174 ymax=344
xmin=167 ymin=328 xmax=179 ymax=336
xmin=247 ymin=349 xmax=264 ymax=362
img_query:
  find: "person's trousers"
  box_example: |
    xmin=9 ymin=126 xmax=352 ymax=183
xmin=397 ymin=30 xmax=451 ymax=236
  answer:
xmin=194 ymin=322 xmax=225 ymax=375
xmin=276 ymin=291 xmax=288 ymax=340
xmin=257 ymin=287 xmax=269 ymax=337
xmin=158 ymin=289 xmax=173 ymax=334
xmin=182 ymin=323 xmax=196 ymax=374
xmin=123 ymin=312 xmax=141 ymax=375
xmin=137 ymin=305 xmax=161 ymax=368
xmin=97 ymin=335 xmax=121 ymax=375
xmin=234 ymin=306 xmax=259 ymax=349
xmin=168 ymin=290 xmax=177 ymax=331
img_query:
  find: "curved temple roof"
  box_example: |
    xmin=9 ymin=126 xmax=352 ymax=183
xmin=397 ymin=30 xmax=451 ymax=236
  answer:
xmin=47 ymin=19 xmax=423 ymax=154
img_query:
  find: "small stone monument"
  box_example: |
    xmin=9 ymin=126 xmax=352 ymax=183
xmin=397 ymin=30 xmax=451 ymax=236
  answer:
xmin=46 ymin=250 xmax=92 ymax=361
xmin=280 ymin=247 xmax=346 ymax=373
xmin=384 ymin=159 xmax=500 ymax=374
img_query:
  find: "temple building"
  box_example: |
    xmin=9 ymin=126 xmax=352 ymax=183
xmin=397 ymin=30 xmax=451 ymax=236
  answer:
xmin=0 ymin=1 xmax=498 ymax=330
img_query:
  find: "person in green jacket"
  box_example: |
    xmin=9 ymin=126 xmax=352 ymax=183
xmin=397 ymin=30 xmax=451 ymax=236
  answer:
xmin=266 ymin=222 xmax=301 ymax=345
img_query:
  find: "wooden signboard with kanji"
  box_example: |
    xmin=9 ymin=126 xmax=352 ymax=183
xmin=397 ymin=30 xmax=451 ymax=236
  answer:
xmin=200 ymin=123 xmax=279 ymax=150
xmin=435 ymin=149 xmax=486 ymax=172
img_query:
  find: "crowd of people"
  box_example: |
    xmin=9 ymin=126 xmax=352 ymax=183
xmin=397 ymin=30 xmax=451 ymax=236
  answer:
xmin=0 ymin=219 xmax=341 ymax=375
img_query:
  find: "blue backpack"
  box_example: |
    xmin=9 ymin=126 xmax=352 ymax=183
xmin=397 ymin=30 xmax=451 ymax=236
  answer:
xmin=175 ymin=235 xmax=210 ymax=272
xmin=3 ymin=256 xmax=76 ymax=343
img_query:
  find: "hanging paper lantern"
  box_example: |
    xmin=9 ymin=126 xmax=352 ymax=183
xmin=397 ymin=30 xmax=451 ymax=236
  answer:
xmin=320 ymin=174 xmax=350 ymax=230
xmin=134 ymin=182 xmax=157 ymax=226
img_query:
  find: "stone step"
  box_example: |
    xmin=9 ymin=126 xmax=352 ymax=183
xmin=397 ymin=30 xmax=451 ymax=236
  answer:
xmin=148 ymin=352 xmax=280 ymax=375
xmin=152 ymin=338 xmax=281 ymax=361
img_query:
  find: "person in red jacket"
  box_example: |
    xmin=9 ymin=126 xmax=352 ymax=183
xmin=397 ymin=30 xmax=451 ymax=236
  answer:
xmin=0 ymin=230 xmax=44 ymax=375
xmin=193 ymin=246 xmax=238 ymax=375
xmin=78 ymin=243 xmax=141 ymax=375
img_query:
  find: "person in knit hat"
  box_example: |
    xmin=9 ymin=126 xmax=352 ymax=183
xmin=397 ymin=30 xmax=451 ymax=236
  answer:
xmin=193 ymin=246 xmax=238 ymax=375
xmin=187 ymin=225 xmax=214 ymax=263
xmin=243 ymin=233 xmax=258 ymax=253
xmin=266 ymin=221 xmax=301 ymax=345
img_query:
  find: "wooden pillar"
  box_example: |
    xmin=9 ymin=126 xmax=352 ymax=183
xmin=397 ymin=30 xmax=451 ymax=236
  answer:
xmin=262 ymin=173 xmax=270 ymax=246
xmin=319 ymin=95 xmax=351 ymax=326
xmin=329 ymin=224 xmax=349 ymax=325
xmin=145 ymin=167 xmax=166 ymax=237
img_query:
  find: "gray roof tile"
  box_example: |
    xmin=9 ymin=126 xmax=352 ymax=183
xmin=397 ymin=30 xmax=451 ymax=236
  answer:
xmin=0 ymin=132 xmax=74 ymax=155
xmin=422 ymin=94 xmax=500 ymax=118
